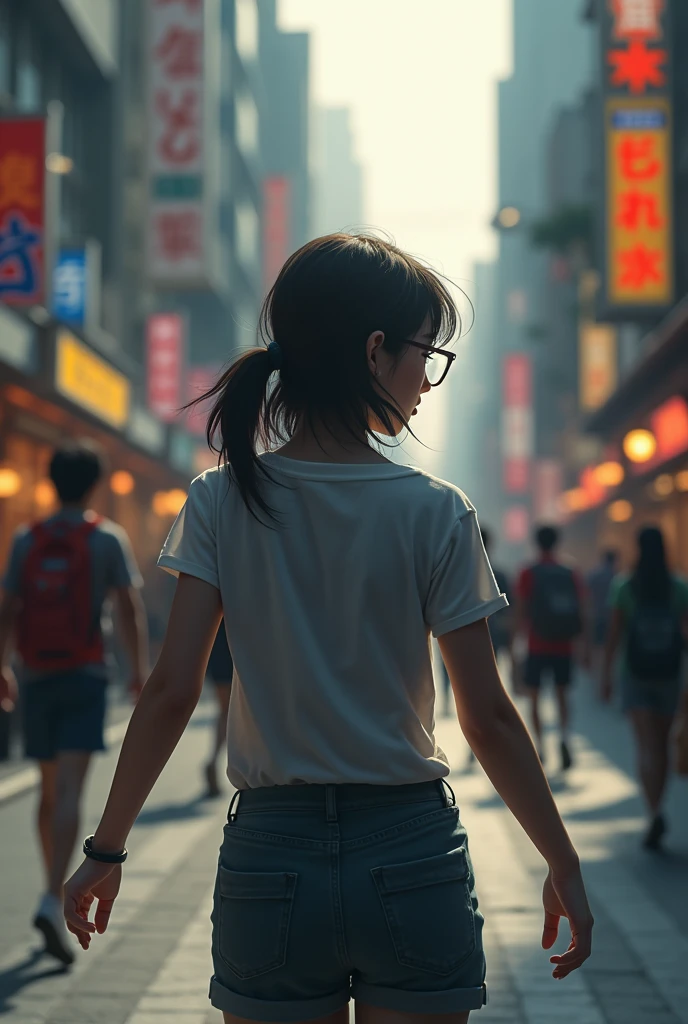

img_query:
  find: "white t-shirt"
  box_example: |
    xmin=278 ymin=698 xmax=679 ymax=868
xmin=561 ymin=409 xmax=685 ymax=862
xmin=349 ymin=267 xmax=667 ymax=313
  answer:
xmin=158 ymin=453 xmax=507 ymax=789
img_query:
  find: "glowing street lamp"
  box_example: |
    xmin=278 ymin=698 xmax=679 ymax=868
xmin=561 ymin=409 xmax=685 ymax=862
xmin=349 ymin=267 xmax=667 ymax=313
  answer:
xmin=607 ymin=499 xmax=633 ymax=523
xmin=593 ymin=461 xmax=625 ymax=487
xmin=623 ymin=428 xmax=656 ymax=464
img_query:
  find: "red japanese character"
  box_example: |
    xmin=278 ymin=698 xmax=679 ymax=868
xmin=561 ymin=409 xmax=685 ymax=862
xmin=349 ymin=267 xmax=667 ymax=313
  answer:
xmin=608 ymin=41 xmax=667 ymax=94
xmin=616 ymin=190 xmax=663 ymax=228
xmin=156 ymin=90 xmax=200 ymax=165
xmin=156 ymin=210 xmax=201 ymax=262
xmin=618 ymin=136 xmax=660 ymax=180
xmin=618 ymin=243 xmax=663 ymax=287
xmin=155 ymin=26 xmax=202 ymax=78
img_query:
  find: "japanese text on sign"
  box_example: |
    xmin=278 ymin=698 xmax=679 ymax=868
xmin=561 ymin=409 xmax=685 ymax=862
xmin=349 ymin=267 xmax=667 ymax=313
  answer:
xmin=147 ymin=0 xmax=206 ymax=283
xmin=606 ymin=98 xmax=673 ymax=306
xmin=0 ymin=118 xmax=46 ymax=306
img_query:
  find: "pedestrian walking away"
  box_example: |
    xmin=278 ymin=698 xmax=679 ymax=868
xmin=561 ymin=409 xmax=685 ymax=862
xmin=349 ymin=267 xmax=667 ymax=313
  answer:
xmin=0 ymin=441 xmax=148 ymax=966
xmin=515 ymin=525 xmax=588 ymax=772
xmin=62 ymin=234 xmax=593 ymax=1024
xmin=587 ymin=549 xmax=618 ymax=676
xmin=203 ymin=622 xmax=234 ymax=798
xmin=602 ymin=526 xmax=688 ymax=851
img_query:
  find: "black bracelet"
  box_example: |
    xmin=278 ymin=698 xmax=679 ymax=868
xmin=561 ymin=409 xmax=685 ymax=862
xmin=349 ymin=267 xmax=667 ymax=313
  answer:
xmin=83 ymin=835 xmax=128 ymax=864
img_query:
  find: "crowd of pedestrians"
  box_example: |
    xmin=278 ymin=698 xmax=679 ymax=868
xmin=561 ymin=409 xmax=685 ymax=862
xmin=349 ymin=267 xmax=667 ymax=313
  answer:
xmin=0 ymin=233 xmax=685 ymax=1021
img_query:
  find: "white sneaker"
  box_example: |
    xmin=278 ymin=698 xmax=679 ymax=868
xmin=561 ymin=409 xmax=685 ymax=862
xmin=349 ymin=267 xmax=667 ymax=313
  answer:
xmin=33 ymin=893 xmax=75 ymax=965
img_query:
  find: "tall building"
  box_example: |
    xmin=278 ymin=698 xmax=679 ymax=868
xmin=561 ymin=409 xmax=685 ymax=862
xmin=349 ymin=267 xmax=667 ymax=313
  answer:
xmin=259 ymin=0 xmax=311 ymax=290
xmin=312 ymin=107 xmax=364 ymax=237
xmin=490 ymin=0 xmax=594 ymax=560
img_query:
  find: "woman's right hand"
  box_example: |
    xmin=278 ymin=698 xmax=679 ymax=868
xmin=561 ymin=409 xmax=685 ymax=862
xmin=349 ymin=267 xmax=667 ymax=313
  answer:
xmin=542 ymin=864 xmax=594 ymax=979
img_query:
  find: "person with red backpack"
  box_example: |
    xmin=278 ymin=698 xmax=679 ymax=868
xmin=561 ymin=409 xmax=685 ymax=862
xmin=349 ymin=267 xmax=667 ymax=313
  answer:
xmin=515 ymin=525 xmax=587 ymax=772
xmin=0 ymin=441 xmax=147 ymax=966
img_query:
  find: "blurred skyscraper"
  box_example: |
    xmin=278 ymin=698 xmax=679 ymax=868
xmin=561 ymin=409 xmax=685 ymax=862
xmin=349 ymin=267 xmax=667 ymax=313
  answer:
xmin=312 ymin=107 xmax=364 ymax=236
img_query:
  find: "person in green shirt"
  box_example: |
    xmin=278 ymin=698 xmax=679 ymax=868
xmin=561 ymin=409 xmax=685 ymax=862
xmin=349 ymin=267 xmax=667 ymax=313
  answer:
xmin=602 ymin=526 xmax=688 ymax=850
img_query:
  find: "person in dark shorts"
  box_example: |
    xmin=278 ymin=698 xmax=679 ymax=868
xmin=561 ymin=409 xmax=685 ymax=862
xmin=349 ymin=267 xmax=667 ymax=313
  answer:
xmin=602 ymin=527 xmax=688 ymax=850
xmin=516 ymin=525 xmax=587 ymax=772
xmin=0 ymin=441 xmax=147 ymax=965
xmin=203 ymin=623 xmax=233 ymax=798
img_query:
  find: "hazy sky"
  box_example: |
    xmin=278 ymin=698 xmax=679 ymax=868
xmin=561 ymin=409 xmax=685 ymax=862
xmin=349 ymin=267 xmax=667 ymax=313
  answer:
xmin=277 ymin=0 xmax=513 ymax=472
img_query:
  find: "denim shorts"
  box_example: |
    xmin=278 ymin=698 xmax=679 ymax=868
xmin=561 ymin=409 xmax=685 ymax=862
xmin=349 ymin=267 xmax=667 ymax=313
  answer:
xmin=21 ymin=672 xmax=107 ymax=761
xmin=209 ymin=778 xmax=486 ymax=1022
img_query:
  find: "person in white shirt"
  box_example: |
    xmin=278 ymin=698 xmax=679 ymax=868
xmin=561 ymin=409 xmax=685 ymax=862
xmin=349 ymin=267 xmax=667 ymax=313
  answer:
xmin=63 ymin=234 xmax=592 ymax=1024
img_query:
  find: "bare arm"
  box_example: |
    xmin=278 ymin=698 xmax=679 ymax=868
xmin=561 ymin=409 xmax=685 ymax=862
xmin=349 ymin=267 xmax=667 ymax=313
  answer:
xmin=439 ymin=618 xmax=593 ymax=977
xmin=64 ymin=574 xmax=222 ymax=945
xmin=114 ymin=586 xmax=150 ymax=699
xmin=0 ymin=591 xmax=19 ymax=711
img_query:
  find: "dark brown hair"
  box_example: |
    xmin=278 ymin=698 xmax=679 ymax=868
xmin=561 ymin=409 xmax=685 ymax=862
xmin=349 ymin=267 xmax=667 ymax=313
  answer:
xmin=193 ymin=233 xmax=460 ymax=522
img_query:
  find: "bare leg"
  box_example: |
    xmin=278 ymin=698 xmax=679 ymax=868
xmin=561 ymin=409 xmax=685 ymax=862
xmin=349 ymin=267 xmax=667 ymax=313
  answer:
xmin=356 ymin=1005 xmax=470 ymax=1024
xmin=554 ymin=685 xmax=570 ymax=740
xmin=37 ymin=761 xmax=57 ymax=884
xmin=47 ymin=751 xmax=92 ymax=898
xmin=224 ymin=1008 xmax=350 ymax=1024
xmin=629 ymin=709 xmax=674 ymax=816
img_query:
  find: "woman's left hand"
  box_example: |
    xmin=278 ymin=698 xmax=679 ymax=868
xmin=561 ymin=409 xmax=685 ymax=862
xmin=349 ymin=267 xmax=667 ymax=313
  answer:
xmin=64 ymin=859 xmax=122 ymax=949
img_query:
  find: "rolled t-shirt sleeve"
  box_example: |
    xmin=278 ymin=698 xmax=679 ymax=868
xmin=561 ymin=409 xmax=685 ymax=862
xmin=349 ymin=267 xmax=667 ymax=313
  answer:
xmin=157 ymin=474 xmax=219 ymax=589
xmin=425 ymin=509 xmax=508 ymax=638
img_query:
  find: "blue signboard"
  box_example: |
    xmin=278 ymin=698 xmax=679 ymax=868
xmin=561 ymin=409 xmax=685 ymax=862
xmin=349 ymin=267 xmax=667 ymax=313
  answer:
xmin=53 ymin=248 xmax=87 ymax=325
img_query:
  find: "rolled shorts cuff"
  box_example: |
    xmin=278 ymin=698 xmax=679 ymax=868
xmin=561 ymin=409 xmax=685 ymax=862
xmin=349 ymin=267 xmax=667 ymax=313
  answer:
xmin=209 ymin=976 xmax=350 ymax=1022
xmin=351 ymin=979 xmax=488 ymax=1014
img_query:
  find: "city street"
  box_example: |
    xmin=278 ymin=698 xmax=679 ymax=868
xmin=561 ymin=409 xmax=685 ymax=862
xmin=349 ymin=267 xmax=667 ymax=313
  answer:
xmin=0 ymin=676 xmax=686 ymax=1024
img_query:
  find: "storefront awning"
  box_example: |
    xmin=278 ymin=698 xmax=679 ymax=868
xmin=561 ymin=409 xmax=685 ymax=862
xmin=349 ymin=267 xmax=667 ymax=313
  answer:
xmin=585 ymin=296 xmax=688 ymax=436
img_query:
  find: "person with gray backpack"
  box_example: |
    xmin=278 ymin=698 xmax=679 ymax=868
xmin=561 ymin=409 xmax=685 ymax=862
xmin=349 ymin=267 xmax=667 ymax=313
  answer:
xmin=516 ymin=525 xmax=587 ymax=772
xmin=602 ymin=526 xmax=688 ymax=850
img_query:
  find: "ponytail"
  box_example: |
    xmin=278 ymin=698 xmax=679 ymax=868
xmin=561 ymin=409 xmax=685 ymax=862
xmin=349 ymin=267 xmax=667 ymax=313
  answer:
xmin=186 ymin=232 xmax=461 ymax=526
xmin=188 ymin=347 xmax=280 ymax=523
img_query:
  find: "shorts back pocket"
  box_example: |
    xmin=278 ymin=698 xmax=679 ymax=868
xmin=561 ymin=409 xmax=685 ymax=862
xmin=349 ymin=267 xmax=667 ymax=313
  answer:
xmin=371 ymin=846 xmax=476 ymax=975
xmin=216 ymin=866 xmax=297 ymax=980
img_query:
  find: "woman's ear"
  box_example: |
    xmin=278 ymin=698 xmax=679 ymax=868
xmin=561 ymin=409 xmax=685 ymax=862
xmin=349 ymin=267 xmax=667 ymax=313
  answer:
xmin=366 ymin=330 xmax=385 ymax=377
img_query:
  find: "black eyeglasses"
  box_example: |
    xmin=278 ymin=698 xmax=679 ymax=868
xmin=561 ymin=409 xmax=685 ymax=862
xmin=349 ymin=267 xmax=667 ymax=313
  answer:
xmin=404 ymin=340 xmax=456 ymax=387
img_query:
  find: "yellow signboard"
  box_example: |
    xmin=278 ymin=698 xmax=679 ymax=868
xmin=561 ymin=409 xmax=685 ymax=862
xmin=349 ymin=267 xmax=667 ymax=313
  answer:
xmin=606 ymin=97 xmax=673 ymax=307
xmin=579 ymin=321 xmax=617 ymax=411
xmin=56 ymin=331 xmax=130 ymax=429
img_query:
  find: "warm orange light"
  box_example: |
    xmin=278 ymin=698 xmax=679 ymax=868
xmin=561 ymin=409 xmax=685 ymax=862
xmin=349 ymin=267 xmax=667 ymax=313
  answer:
xmin=607 ymin=499 xmax=633 ymax=523
xmin=563 ymin=487 xmax=589 ymax=512
xmin=653 ymin=473 xmax=674 ymax=497
xmin=110 ymin=470 xmax=135 ymax=496
xmin=651 ymin=396 xmax=688 ymax=462
xmin=152 ymin=489 xmax=187 ymax=517
xmin=675 ymin=470 xmax=688 ymax=492
xmin=593 ymin=461 xmax=625 ymax=487
xmin=152 ymin=491 xmax=170 ymax=517
xmin=623 ymin=428 xmax=657 ymax=464
xmin=165 ymin=489 xmax=187 ymax=515
xmin=0 ymin=468 xmax=22 ymax=498
xmin=34 ymin=480 xmax=56 ymax=508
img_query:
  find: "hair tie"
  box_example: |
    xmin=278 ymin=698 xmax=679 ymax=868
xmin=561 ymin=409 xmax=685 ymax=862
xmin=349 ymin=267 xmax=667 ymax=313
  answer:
xmin=266 ymin=341 xmax=283 ymax=372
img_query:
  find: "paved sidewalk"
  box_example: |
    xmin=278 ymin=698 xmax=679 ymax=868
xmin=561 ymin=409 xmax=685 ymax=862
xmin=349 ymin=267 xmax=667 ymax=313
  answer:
xmin=0 ymin=685 xmax=686 ymax=1023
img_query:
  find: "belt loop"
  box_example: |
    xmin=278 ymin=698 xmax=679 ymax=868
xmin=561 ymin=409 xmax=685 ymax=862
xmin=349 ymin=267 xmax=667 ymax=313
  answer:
xmin=325 ymin=784 xmax=337 ymax=823
xmin=441 ymin=778 xmax=456 ymax=807
xmin=228 ymin=789 xmax=241 ymax=823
